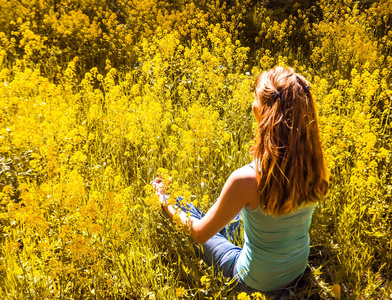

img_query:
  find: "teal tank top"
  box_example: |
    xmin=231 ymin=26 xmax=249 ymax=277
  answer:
xmin=235 ymin=164 xmax=315 ymax=291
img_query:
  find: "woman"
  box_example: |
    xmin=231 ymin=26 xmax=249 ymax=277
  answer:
xmin=152 ymin=66 xmax=328 ymax=294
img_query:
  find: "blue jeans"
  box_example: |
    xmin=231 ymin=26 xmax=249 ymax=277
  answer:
xmin=161 ymin=198 xmax=262 ymax=294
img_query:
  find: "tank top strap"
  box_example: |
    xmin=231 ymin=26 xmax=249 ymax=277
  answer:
xmin=247 ymin=160 xmax=256 ymax=170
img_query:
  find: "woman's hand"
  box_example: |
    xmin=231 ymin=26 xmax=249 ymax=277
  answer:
xmin=151 ymin=177 xmax=169 ymax=207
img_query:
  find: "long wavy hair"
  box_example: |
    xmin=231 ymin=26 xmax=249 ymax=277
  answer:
xmin=253 ymin=66 xmax=328 ymax=215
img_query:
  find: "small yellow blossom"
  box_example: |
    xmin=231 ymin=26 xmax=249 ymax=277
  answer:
xmin=200 ymin=275 xmax=211 ymax=288
xmin=331 ymin=283 xmax=341 ymax=299
xmin=175 ymin=286 xmax=186 ymax=297
xmin=237 ymin=292 xmax=251 ymax=300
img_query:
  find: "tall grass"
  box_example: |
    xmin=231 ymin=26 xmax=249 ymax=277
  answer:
xmin=0 ymin=0 xmax=391 ymax=299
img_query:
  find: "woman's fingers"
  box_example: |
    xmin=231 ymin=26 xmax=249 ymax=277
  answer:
xmin=152 ymin=182 xmax=164 ymax=190
xmin=150 ymin=177 xmax=162 ymax=184
xmin=151 ymin=177 xmax=166 ymax=196
xmin=150 ymin=176 xmax=171 ymax=206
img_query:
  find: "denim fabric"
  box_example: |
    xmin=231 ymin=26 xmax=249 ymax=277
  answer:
xmin=161 ymin=198 xmax=242 ymax=277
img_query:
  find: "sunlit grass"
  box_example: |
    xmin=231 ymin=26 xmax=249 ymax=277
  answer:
xmin=0 ymin=0 xmax=391 ymax=299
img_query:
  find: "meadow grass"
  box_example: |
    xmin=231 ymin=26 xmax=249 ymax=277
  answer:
xmin=0 ymin=0 xmax=391 ymax=299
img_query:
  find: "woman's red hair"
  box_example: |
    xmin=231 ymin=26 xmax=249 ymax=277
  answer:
xmin=253 ymin=66 xmax=328 ymax=215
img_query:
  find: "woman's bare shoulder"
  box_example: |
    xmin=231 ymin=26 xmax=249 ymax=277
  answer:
xmin=232 ymin=164 xmax=257 ymax=181
xmin=229 ymin=164 xmax=258 ymax=209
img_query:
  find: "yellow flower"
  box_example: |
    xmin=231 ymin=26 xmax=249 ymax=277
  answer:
xmin=200 ymin=275 xmax=210 ymax=288
xmin=237 ymin=292 xmax=251 ymax=300
xmin=251 ymin=292 xmax=265 ymax=300
xmin=173 ymin=214 xmax=182 ymax=226
xmin=175 ymin=286 xmax=186 ymax=297
xmin=331 ymin=283 xmax=341 ymax=299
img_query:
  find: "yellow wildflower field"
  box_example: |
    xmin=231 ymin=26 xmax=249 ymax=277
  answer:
xmin=0 ymin=0 xmax=391 ymax=299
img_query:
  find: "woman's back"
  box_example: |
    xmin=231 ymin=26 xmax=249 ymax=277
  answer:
xmin=236 ymin=201 xmax=315 ymax=291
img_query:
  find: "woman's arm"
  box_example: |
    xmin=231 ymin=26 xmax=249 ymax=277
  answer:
xmin=158 ymin=166 xmax=258 ymax=244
